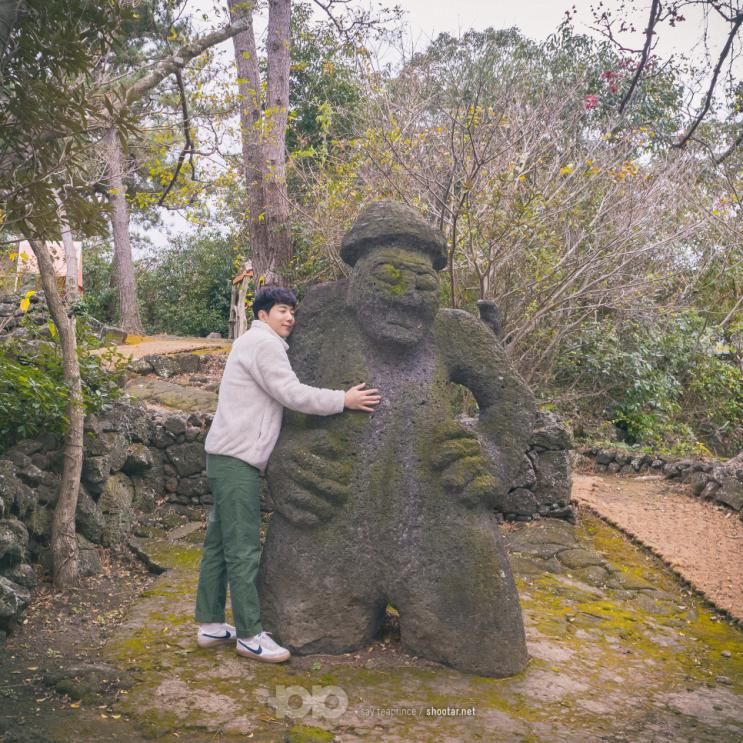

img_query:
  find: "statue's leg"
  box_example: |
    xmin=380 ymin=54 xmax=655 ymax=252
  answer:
xmin=258 ymin=515 xmax=384 ymax=655
xmin=391 ymin=511 xmax=527 ymax=677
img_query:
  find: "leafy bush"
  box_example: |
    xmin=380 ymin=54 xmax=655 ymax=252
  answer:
xmin=136 ymin=231 xmax=239 ymax=337
xmin=552 ymin=312 xmax=742 ymax=455
xmin=0 ymin=319 xmax=125 ymax=452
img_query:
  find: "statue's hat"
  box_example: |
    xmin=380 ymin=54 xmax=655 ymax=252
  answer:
xmin=340 ymin=200 xmax=448 ymax=271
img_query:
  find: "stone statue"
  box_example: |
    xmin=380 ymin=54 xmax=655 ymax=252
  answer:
xmin=258 ymin=201 xmax=536 ymax=677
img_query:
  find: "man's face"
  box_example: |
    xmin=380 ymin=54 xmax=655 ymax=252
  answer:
xmin=259 ymin=303 xmax=296 ymax=338
xmin=349 ymin=246 xmax=439 ymax=347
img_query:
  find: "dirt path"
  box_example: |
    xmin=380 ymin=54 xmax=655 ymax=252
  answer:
xmin=572 ymin=473 xmax=743 ymax=622
xmin=105 ymin=335 xmax=231 ymax=361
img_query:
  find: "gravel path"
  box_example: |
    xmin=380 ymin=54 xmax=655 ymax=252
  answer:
xmin=572 ymin=473 xmax=743 ymax=622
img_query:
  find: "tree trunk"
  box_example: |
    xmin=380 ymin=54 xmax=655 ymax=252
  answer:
xmin=102 ymin=127 xmax=143 ymax=333
xmin=55 ymin=191 xmax=79 ymax=302
xmin=264 ymin=0 xmax=292 ymax=284
xmin=25 ymin=236 xmax=83 ymax=589
xmin=228 ymin=0 xmax=292 ymax=290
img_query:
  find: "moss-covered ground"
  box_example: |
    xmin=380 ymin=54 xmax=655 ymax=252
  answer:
xmin=93 ymin=515 xmax=743 ymax=741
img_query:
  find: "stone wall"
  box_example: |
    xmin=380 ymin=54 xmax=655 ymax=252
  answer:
xmin=577 ymin=447 xmax=743 ymax=516
xmin=499 ymin=411 xmax=574 ymax=522
xmin=0 ymin=400 xmax=214 ymax=636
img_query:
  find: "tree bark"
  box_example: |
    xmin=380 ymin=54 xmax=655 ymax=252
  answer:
xmin=264 ymin=0 xmax=292 ymax=284
xmin=228 ymin=0 xmax=292 ymax=290
xmin=25 ymin=236 xmax=83 ymax=588
xmin=102 ymin=127 xmax=143 ymax=333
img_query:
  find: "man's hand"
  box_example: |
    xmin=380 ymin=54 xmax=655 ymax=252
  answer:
xmin=344 ymin=383 xmax=381 ymax=412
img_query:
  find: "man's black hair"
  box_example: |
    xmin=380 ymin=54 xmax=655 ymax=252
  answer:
xmin=252 ymin=286 xmax=297 ymax=318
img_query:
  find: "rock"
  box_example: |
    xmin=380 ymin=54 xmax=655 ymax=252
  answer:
xmin=12 ymin=439 xmax=42 ymax=456
xmin=100 ymin=325 xmax=127 ymax=344
xmin=124 ymin=377 xmax=218 ymax=413
xmin=596 ymin=450 xmax=614 ymax=465
xmin=128 ymin=357 xmax=154 ymax=375
xmin=663 ymin=461 xmax=683 ymax=478
xmin=82 ymin=454 xmax=111 ymax=485
xmin=122 ymin=443 xmax=154 ymax=475
xmin=131 ymin=465 xmax=164 ymax=514
xmin=85 ymin=431 xmax=128 ymax=473
xmin=98 ymin=473 xmax=135 ymax=546
xmin=78 ymin=535 xmax=102 ymax=576
xmin=164 ymin=415 xmax=187 ymax=436
xmin=530 ymin=449 xmax=572 ymax=511
xmin=207 ymin=332 xmax=222 ymax=339
xmin=76 ymin=485 xmax=105 ymax=544
xmin=145 ymin=354 xmax=182 ymax=378
xmin=43 ymin=662 xmax=132 ymax=703
xmin=175 ymin=353 xmax=201 ymax=374
xmin=167 ymin=442 xmax=206 ymax=477
xmin=715 ymin=479 xmax=743 ymax=511
xmin=608 ymin=462 xmax=622 ymax=474
xmin=558 ymin=548 xmax=605 ymax=570
xmin=0 ymin=519 xmax=29 ymax=567
xmin=2 ymin=563 xmax=36 ymax=589
xmin=511 ymin=455 xmax=537 ymax=490
xmin=494 ymin=488 xmax=538 ymax=517
xmin=687 ymin=471 xmax=709 ymax=496
xmin=0 ymin=460 xmax=35 ymax=518
xmin=700 ymin=481 xmax=720 ymax=500
xmin=101 ymin=400 xmax=153 ymax=443
xmin=529 ymin=411 xmax=573 ymax=451
xmin=26 ymin=502 xmax=53 ymax=540
xmin=176 ymin=476 xmax=210 ymax=497
xmin=30 ymin=452 xmax=50 ymax=470
xmin=0 ymin=575 xmax=31 ymax=630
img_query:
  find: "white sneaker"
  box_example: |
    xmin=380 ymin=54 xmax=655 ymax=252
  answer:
xmin=197 ymin=623 xmax=237 ymax=648
xmin=236 ymin=631 xmax=291 ymax=663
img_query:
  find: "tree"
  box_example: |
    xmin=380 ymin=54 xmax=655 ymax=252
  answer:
xmin=0 ymin=0 xmax=251 ymax=583
xmin=0 ymin=0 xmax=129 ymax=587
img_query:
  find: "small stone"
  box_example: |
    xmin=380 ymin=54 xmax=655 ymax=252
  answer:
xmin=721 ymin=650 xmax=732 ymax=658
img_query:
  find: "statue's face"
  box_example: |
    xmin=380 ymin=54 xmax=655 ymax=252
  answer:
xmin=349 ymin=245 xmax=439 ymax=347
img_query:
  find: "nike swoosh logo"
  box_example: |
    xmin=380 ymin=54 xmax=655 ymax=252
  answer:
xmin=238 ymin=640 xmax=262 ymax=654
xmin=202 ymin=631 xmax=231 ymax=640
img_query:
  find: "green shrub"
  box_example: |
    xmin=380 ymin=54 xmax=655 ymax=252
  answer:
xmin=136 ymin=231 xmax=239 ymax=337
xmin=552 ymin=311 xmax=742 ymax=455
xmin=0 ymin=319 xmax=125 ymax=452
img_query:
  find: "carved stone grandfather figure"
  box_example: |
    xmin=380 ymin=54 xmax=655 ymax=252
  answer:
xmin=258 ymin=201 xmax=536 ymax=677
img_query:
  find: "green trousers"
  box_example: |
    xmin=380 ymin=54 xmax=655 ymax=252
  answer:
xmin=194 ymin=453 xmax=263 ymax=638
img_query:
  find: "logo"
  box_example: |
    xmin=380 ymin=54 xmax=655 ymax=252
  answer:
xmin=238 ymin=639 xmax=262 ymax=655
xmin=258 ymin=684 xmax=348 ymax=720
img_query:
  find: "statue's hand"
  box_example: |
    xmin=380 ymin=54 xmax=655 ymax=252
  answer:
xmin=430 ymin=421 xmax=497 ymax=507
xmin=267 ymin=430 xmax=351 ymax=527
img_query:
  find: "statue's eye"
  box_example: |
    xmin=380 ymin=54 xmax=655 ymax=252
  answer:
xmin=374 ymin=264 xmax=403 ymax=284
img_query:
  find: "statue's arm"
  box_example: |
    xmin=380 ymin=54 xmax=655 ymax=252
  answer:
xmin=433 ymin=309 xmax=536 ymax=492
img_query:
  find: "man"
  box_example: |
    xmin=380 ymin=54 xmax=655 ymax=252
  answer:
xmin=194 ymin=286 xmax=380 ymax=663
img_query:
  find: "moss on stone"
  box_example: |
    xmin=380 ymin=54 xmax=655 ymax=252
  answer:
xmin=287 ymin=724 xmax=335 ymax=742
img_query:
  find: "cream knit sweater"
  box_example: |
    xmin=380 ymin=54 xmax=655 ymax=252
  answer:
xmin=204 ymin=320 xmax=345 ymax=471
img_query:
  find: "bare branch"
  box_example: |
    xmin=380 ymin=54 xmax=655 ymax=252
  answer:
xmin=674 ymin=10 xmax=743 ymax=149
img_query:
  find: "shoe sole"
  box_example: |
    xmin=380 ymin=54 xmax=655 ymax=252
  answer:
xmin=197 ymin=636 xmax=235 ymax=648
xmin=236 ymin=646 xmax=290 ymax=663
